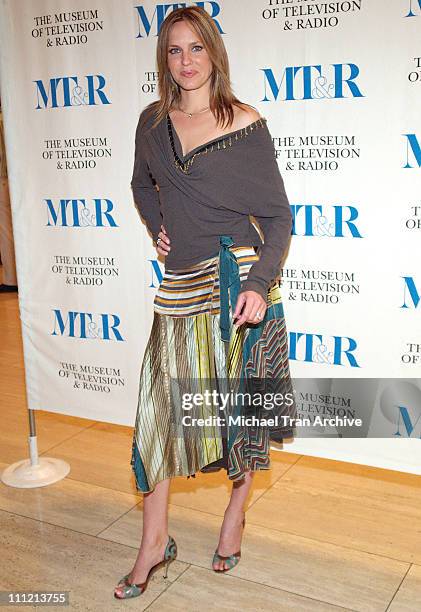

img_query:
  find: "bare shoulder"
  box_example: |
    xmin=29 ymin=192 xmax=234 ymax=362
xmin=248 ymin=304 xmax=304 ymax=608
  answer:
xmin=232 ymin=103 xmax=262 ymax=130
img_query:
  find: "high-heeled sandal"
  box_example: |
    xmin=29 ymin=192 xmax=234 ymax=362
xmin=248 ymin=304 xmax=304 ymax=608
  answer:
xmin=114 ymin=534 xmax=177 ymax=599
xmin=212 ymin=515 xmax=246 ymax=572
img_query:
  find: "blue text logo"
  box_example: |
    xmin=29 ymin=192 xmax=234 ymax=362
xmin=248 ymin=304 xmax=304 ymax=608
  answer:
xmin=149 ymin=259 xmax=164 ymax=288
xmin=45 ymin=199 xmax=117 ymax=227
xmin=403 ymin=134 xmax=421 ymax=168
xmin=34 ymin=75 xmax=110 ymax=109
xmin=52 ymin=310 xmax=124 ymax=340
xmin=291 ymin=205 xmax=362 ymax=237
xmin=395 ymin=405 xmax=421 ymax=437
xmin=261 ymin=64 xmax=364 ymax=101
xmin=135 ymin=2 xmax=224 ymax=37
xmin=401 ymin=277 xmax=420 ymax=308
xmin=289 ymin=332 xmax=360 ymax=367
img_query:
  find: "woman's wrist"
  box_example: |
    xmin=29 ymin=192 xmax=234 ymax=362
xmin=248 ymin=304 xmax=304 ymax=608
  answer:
xmin=240 ymin=279 xmax=268 ymax=301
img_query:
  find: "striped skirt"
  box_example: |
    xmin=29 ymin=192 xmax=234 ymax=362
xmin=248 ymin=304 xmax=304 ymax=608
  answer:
xmin=131 ymin=239 xmax=296 ymax=493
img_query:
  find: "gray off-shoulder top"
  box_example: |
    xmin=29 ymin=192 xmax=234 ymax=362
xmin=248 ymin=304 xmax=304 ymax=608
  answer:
xmin=131 ymin=103 xmax=292 ymax=300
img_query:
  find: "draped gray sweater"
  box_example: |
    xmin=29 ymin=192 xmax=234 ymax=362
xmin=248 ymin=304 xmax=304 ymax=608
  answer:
xmin=131 ymin=104 xmax=292 ymax=300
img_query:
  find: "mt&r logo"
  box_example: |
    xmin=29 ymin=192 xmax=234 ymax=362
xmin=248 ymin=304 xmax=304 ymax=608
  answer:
xmin=289 ymin=332 xmax=360 ymax=367
xmin=45 ymin=198 xmax=117 ymax=227
xmin=34 ymin=74 xmax=110 ymax=109
xmin=261 ymin=63 xmax=364 ymax=101
xmin=291 ymin=205 xmax=362 ymax=238
xmin=134 ymin=2 xmax=223 ymax=37
xmin=52 ymin=310 xmax=124 ymax=341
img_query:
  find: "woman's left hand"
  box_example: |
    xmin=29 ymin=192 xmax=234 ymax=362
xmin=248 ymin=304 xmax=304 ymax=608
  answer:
xmin=233 ymin=291 xmax=267 ymax=327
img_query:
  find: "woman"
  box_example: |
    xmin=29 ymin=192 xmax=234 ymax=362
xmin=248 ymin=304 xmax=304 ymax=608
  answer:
xmin=114 ymin=6 xmax=296 ymax=600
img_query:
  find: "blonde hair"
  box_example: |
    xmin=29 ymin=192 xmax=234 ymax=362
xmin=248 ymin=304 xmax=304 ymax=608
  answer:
xmin=149 ymin=6 xmax=244 ymax=129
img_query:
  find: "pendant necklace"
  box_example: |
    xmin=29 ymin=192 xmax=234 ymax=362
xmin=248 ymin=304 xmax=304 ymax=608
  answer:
xmin=178 ymin=105 xmax=210 ymax=119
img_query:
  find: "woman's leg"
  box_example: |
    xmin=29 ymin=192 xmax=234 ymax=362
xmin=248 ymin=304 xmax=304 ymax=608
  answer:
xmin=114 ymin=477 xmax=171 ymax=594
xmin=213 ymin=470 xmax=254 ymax=570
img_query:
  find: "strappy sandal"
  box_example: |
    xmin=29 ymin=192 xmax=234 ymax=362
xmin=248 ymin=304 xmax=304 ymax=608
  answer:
xmin=114 ymin=535 xmax=177 ymax=599
xmin=212 ymin=515 xmax=246 ymax=572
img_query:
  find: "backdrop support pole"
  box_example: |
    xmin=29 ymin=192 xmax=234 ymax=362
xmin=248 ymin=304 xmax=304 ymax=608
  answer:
xmin=1 ymin=409 xmax=70 ymax=488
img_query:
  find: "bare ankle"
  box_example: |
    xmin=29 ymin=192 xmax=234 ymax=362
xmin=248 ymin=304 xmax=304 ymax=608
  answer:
xmin=141 ymin=532 xmax=168 ymax=549
xmin=224 ymin=506 xmax=245 ymax=517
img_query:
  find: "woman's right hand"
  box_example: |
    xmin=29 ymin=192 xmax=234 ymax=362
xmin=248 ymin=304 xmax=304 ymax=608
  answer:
xmin=156 ymin=224 xmax=171 ymax=256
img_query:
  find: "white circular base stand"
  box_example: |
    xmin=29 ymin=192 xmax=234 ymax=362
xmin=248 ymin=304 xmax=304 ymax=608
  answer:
xmin=1 ymin=457 xmax=70 ymax=488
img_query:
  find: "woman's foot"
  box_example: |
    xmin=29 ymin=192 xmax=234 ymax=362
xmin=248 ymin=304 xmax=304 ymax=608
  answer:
xmin=213 ymin=509 xmax=246 ymax=571
xmin=114 ymin=534 xmax=170 ymax=597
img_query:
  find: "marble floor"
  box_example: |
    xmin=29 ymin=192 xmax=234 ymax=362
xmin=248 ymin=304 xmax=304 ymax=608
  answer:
xmin=1 ymin=287 xmax=421 ymax=611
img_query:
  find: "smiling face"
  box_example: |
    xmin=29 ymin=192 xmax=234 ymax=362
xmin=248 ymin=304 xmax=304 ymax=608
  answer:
xmin=167 ymin=20 xmax=213 ymax=92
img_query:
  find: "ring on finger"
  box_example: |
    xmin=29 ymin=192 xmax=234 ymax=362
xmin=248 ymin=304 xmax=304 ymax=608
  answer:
xmin=156 ymin=237 xmax=162 ymax=245
xmin=255 ymin=311 xmax=263 ymax=320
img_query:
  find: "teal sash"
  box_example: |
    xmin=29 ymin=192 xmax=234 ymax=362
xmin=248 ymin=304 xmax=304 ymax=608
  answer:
xmin=218 ymin=235 xmax=241 ymax=342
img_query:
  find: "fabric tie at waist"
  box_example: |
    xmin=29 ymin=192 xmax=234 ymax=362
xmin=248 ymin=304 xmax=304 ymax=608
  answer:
xmin=219 ymin=235 xmax=241 ymax=342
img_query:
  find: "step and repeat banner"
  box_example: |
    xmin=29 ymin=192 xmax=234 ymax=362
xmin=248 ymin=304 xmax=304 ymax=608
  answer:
xmin=0 ymin=0 xmax=420 ymax=474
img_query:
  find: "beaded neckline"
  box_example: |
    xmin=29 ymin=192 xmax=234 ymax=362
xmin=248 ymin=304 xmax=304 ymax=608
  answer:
xmin=167 ymin=114 xmax=267 ymax=175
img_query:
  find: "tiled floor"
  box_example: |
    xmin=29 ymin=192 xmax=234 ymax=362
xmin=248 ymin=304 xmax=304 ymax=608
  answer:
xmin=1 ymin=288 xmax=421 ymax=611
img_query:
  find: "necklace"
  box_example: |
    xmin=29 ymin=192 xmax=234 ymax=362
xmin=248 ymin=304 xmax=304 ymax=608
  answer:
xmin=177 ymin=105 xmax=210 ymax=118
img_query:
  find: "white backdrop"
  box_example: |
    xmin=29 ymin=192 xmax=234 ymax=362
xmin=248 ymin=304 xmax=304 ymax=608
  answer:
xmin=0 ymin=0 xmax=420 ymax=474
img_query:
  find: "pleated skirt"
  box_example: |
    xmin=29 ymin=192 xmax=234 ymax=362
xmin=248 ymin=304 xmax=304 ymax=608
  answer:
xmin=131 ymin=245 xmax=296 ymax=493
